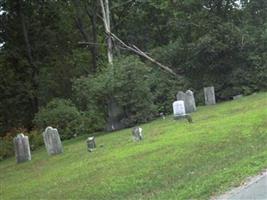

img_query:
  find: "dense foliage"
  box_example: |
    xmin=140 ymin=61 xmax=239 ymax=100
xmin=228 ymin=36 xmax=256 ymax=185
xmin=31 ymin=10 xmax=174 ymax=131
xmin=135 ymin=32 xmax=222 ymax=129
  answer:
xmin=0 ymin=0 xmax=266 ymax=137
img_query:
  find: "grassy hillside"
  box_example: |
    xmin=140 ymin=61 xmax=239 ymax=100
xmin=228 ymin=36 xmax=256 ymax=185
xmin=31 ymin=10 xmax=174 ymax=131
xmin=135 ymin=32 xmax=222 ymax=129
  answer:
xmin=1 ymin=93 xmax=267 ymax=200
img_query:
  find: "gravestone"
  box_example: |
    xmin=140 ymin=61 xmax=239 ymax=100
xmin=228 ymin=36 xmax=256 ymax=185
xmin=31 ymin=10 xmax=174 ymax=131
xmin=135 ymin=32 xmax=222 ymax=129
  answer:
xmin=185 ymin=90 xmax=196 ymax=113
xmin=132 ymin=127 xmax=143 ymax=141
xmin=43 ymin=126 xmax=63 ymax=155
xmin=86 ymin=137 xmax=96 ymax=152
xmin=173 ymin=100 xmax=193 ymax=123
xmin=173 ymin=100 xmax=186 ymax=117
xmin=176 ymin=90 xmax=196 ymax=113
xmin=204 ymin=86 xmax=216 ymax=105
xmin=13 ymin=133 xmax=31 ymax=163
xmin=160 ymin=112 xmax=166 ymax=120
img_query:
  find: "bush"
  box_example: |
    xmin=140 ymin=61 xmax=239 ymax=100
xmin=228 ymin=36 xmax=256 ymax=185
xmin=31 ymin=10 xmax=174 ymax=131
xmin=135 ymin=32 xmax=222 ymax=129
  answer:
xmin=34 ymin=99 xmax=81 ymax=139
xmin=73 ymin=56 xmax=157 ymax=128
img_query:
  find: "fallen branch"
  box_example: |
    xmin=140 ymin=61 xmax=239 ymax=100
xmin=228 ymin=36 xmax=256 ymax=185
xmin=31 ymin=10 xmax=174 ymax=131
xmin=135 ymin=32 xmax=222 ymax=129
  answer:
xmin=110 ymin=32 xmax=177 ymax=76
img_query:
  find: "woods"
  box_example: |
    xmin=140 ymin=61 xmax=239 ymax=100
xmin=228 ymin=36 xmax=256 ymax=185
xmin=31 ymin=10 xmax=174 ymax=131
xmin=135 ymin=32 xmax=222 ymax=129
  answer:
xmin=0 ymin=0 xmax=266 ymax=137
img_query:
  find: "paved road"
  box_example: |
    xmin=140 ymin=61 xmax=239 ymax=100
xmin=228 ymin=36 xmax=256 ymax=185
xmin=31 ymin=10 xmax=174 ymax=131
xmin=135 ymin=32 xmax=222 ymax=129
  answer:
xmin=228 ymin=174 xmax=267 ymax=200
xmin=215 ymin=171 xmax=267 ymax=200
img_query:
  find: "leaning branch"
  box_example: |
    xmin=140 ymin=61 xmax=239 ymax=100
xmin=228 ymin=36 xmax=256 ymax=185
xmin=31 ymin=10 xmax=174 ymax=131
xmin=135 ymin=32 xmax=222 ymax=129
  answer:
xmin=110 ymin=32 xmax=177 ymax=76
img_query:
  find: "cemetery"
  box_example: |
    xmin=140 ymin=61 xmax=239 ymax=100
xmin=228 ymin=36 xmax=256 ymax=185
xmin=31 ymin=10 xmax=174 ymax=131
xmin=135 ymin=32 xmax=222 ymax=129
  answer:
xmin=1 ymin=0 xmax=267 ymax=199
xmin=0 ymin=92 xmax=266 ymax=199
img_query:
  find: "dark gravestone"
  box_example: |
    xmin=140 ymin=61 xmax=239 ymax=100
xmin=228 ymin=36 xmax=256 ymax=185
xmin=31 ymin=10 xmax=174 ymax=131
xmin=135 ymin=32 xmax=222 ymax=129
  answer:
xmin=204 ymin=86 xmax=216 ymax=105
xmin=43 ymin=126 xmax=63 ymax=155
xmin=13 ymin=133 xmax=31 ymax=163
xmin=86 ymin=137 xmax=96 ymax=152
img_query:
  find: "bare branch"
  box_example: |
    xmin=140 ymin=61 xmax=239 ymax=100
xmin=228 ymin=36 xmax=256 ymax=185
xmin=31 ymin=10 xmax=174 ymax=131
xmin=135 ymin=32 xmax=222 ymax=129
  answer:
xmin=110 ymin=32 xmax=177 ymax=76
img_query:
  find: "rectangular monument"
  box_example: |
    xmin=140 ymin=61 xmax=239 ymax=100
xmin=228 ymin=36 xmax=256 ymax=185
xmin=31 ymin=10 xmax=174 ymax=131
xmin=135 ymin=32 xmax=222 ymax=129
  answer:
xmin=204 ymin=86 xmax=216 ymax=105
xmin=13 ymin=133 xmax=31 ymax=163
xmin=43 ymin=126 xmax=63 ymax=155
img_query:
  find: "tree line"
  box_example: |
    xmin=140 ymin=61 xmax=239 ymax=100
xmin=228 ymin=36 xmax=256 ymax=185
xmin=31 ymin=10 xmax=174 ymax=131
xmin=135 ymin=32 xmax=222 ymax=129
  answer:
xmin=0 ymin=0 xmax=266 ymax=136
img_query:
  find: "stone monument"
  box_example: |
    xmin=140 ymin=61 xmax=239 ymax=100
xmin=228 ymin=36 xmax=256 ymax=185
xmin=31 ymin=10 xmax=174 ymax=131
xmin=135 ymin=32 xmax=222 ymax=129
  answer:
xmin=132 ymin=127 xmax=143 ymax=141
xmin=86 ymin=136 xmax=96 ymax=152
xmin=173 ymin=100 xmax=193 ymax=123
xmin=43 ymin=126 xmax=63 ymax=155
xmin=204 ymin=86 xmax=216 ymax=105
xmin=176 ymin=90 xmax=196 ymax=113
xmin=13 ymin=133 xmax=31 ymax=163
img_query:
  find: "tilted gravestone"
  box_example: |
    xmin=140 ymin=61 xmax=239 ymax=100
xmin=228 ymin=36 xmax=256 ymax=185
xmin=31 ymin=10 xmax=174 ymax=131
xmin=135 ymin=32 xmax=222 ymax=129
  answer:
xmin=204 ymin=86 xmax=216 ymax=105
xmin=173 ymin=100 xmax=193 ymax=123
xmin=86 ymin=136 xmax=96 ymax=152
xmin=132 ymin=127 xmax=143 ymax=141
xmin=13 ymin=133 xmax=31 ymax=163
xmin=43 ymin=126 xmax=63 ymax=155
xmin=176 ymin=90 xmax=196 ymax=113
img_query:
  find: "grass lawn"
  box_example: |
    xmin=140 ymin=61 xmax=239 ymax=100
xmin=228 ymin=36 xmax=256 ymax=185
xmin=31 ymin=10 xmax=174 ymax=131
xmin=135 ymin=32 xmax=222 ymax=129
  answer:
xmin=1 ymin=93 xmax=267 ymax=200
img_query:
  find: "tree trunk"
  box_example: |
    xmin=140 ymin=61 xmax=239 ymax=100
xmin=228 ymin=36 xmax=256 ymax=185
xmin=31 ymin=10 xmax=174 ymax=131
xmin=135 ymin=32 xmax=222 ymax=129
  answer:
xmin=18 ymin=0 xmax=39 ymax=118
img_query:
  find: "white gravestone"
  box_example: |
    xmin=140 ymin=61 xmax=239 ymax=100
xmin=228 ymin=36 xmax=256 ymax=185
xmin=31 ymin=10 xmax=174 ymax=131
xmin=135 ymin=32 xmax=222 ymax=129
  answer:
xmin=13 ymin=133 xmax=31 ymax=163
xmin=43 ymin=126 xmax=63 ymax=155
xmin=173 ymin=100 xmax=186 ymax=117
xmin=132 ymin=127 xmax=143 ymax=141
xmin=204 ymin=86 xmax=216 ymax=105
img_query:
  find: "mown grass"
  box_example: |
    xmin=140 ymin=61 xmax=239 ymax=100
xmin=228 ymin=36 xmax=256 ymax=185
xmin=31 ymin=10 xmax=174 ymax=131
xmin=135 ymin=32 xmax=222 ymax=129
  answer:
xmin=0 ymin=93 xmax=267 ymax=200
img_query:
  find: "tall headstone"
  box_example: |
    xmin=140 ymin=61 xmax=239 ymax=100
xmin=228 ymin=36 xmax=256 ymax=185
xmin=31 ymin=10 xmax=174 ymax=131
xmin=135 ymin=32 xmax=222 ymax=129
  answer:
xmin=204 ymin=86 xmax=216 ymax=105
xmin=86 ymin=136 xmax=96 ymax=152
xmin=173 ymin=100 xmax=186 ymax=117
xmin=43 ymin=126 xmax=63 ymax=155
xmin=13 ymin=133 xmax=31 ymax=163
xmin=132 ymin=127 xmax=143 ymax=141
xmin=185 ymin=90 xmax=196 ymax=113
xmin=177 ymin=90 xmax=196 ymax=113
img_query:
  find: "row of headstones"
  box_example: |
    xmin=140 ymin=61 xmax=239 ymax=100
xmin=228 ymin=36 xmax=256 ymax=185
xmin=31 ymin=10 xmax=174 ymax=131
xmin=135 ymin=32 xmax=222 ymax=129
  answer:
xmin=13 ymin=87 xmax=216 ymax=163
xmin=14 ymin=125 xmax=141 ymax=164
xmin=173 ymin=86 xmax=216 ymax=119
xmin=14 ymin=127 xmax=63 ymax=163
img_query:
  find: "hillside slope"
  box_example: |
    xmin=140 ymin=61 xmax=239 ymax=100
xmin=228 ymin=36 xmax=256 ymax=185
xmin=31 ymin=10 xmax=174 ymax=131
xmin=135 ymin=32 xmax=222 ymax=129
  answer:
xmin=1 ymin=93 xmax=267 ymax=200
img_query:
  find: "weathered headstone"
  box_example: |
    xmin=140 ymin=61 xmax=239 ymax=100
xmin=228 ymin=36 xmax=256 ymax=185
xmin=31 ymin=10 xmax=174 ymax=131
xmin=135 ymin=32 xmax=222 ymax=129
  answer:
xmin=173 ymin=100 xmax=193 ymax=123
xmin=233 ymin=94 xmax=243 ymax=100
xmin=160 ymin=112 xmax=166 ymax=120
xmin=13 ymin=133 xmax=31 ymax=163
xmin=176 ymin=90 xmax=196 ymax=113
xmin=132 ymin=127 xmax=143 ymax=141
xmin=185 ymin=90 xmax=196 ymax=113
xmin=43 ymin=126 xmax=63 ymax=155
xmin=204 ymin=86 xmax=216 ymax=105
xmin=173 ymin=100 xmax=186 ymax=117
xmin=86 ymin=137 xmax=96 ymax=152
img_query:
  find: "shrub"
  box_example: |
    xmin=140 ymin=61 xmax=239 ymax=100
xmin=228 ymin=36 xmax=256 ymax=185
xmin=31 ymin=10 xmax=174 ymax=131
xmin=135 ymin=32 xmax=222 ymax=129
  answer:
xmin=33 ymin=99 xmax=81 ymax=139
xmin=73 ymin=56 xmax=156 ymax=128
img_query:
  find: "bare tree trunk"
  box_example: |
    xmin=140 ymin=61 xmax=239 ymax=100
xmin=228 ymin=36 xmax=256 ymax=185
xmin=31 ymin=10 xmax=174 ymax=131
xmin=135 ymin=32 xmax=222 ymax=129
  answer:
xmin=18 ymin=0 xmax=39 ymax=117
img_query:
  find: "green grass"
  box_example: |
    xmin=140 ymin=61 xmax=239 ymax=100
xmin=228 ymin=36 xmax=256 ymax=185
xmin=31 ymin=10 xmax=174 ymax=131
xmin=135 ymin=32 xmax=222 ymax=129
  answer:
xmin=1 ymin=93 xmax=267 ymax=200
